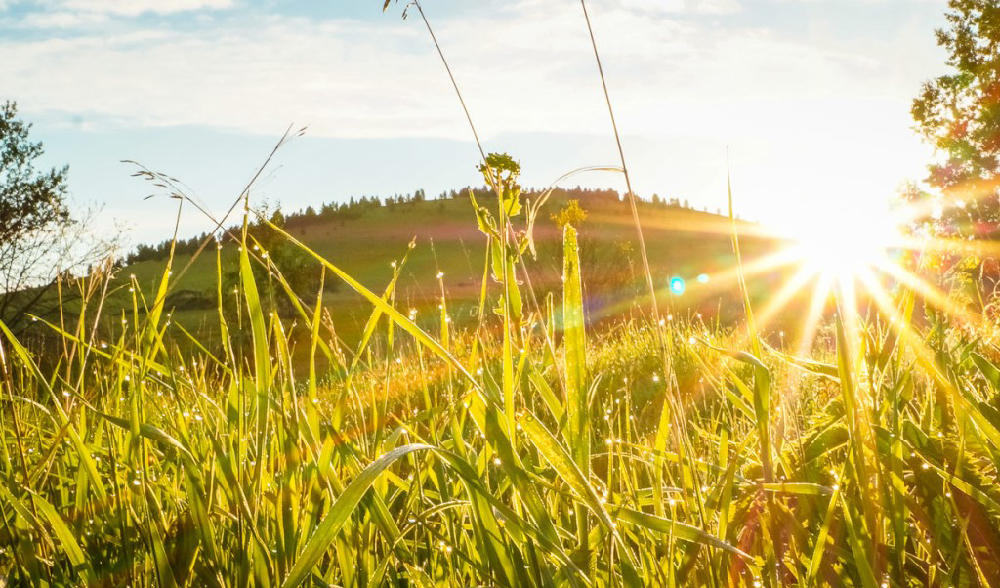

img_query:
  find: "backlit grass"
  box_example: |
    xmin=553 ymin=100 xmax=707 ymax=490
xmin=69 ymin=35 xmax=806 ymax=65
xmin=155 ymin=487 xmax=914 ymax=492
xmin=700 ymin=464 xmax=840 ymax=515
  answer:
xmin=2 ymin=150 xmax=1000 ymax=587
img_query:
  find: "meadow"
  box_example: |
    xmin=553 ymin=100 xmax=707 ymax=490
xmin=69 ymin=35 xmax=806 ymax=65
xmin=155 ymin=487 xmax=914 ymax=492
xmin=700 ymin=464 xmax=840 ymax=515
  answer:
xmin=109 ymin=194 xmax=769 ymax=336
xmin=2 ymin=149 xmax=1000 ymax=587
xmin=3 ymin=1 xmax=1000 ymax=587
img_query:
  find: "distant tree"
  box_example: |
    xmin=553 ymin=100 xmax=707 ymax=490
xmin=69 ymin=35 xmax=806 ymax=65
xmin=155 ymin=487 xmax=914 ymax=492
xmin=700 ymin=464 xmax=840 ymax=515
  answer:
xmin=911 ymin=0 xmax=1000 ymax=237
xmin=0 ymin=101 xmax=116 ymax=330
xmin=0 ymin=101 xmax=67 ymax=257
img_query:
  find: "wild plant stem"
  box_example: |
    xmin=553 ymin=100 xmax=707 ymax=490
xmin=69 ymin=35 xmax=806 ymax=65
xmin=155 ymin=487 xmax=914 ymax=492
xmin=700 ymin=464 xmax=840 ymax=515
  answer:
xmin=578 ymin=0 xmax=660 ymax=325
xmin=412 ymin=0 xmax=489 ymax=170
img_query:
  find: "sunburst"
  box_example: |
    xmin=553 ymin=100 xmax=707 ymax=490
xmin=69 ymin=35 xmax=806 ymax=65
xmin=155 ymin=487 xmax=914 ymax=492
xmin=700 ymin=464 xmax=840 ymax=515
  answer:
xmin=725 ymin=189 xmax=996 ymax=358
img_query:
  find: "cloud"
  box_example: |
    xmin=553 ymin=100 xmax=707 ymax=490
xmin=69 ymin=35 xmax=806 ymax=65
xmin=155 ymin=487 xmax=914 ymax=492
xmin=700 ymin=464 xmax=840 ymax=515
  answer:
xmin=0 ymin=0 xmax=232 ymax=28
xmin=514 ymin=0 xmax=740 ymax=16
xmin=0 ymin=0 xmax=946 ymax=227
xmin=17 ymin=10 xmax=107 ymax=27
xmin=59 ymin=0 xmax=232 ymax=16
xmin=0 ymin=2 xmax=939 ymax=143
xmin=0 ymin=1 xmax=942 ymax=140
xmin=615 ymin=0 xmax=740 ymax=15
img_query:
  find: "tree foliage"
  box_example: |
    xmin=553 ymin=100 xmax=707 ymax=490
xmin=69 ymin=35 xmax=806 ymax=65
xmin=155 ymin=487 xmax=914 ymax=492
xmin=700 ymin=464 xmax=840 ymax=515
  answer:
xmin=0 ymin=101 xmax=69 ymax=245
xmin=911 ymin=0 xmax=1000 ymax=235
xmin=0 ymin=101 xmax=116 ymax=329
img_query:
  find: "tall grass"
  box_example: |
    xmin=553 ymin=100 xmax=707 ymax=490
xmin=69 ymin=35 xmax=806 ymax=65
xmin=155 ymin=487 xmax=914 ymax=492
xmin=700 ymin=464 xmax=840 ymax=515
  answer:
xmin=3 ymin=3 xmax=1000 ymax=587
xmin=3 ymin=147 xmax=1000 ymax=585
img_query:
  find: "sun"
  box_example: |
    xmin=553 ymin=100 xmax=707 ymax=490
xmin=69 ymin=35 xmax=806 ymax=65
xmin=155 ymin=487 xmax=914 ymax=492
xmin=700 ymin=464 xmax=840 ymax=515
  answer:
xmin=781 ymin=207 xmax=903 ymax=286
xmin=650 ymin=187 xmax=989 ymax=357
xmin=723 ymin=202 xmax=921 ymax=357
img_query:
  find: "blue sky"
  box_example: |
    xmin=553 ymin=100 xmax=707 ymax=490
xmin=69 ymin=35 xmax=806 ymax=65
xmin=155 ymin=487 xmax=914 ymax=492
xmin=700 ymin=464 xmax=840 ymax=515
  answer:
xmin=0 ymin=0 xmax=950 ymax=247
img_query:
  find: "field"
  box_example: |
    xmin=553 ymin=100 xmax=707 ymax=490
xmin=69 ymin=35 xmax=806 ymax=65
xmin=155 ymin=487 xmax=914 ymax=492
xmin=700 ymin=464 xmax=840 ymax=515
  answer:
xmin=2 ymin=150 xmax=1000 ymax=587
xmin=11 ymin=192 xmax=782 ymax=362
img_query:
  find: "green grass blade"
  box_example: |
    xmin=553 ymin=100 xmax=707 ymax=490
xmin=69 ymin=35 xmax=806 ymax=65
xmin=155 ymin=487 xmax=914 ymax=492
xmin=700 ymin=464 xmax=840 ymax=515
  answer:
xmin=258 ymin=216 xmax=480 ymax=389
xmin=281 ymin=443 xmax=434 ymax=588
xmin=30 ymin=491 xmax=98 ymax=585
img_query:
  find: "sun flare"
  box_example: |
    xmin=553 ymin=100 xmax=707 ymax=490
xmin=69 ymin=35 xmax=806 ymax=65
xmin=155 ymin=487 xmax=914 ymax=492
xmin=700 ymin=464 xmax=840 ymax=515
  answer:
xmin=784 ymin=210 xmax=902 ymax=284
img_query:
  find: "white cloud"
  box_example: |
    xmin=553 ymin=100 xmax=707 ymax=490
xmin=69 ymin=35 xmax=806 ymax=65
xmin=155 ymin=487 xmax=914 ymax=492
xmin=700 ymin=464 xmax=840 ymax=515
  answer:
xmin=18 ymin=10 xmax=106 ymax=27
xmin=616 ymin=0 xmax=740 ymax=15
xmin=0 ymin=2 xmax=939 ymax=140
xmin=57 ymin=0 xmax=231 ymax=16
xmin=1 ymin=0 xmax=233 ymax=28
xmin=0 ymin=0 xmax=946 ymax=225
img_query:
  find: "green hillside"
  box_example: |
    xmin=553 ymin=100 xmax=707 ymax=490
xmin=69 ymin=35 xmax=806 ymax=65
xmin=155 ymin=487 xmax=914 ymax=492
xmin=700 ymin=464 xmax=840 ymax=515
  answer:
xmin=109 ymin=191 xmax=779 ymax=340
xmin=9 ymin=188 xmax=790 ymax=372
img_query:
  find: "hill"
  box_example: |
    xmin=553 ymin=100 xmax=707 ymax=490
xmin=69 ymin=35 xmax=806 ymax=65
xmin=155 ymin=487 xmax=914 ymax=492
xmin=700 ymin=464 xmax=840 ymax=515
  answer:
xmin=12 ymin=187 xmax=791 ymax=361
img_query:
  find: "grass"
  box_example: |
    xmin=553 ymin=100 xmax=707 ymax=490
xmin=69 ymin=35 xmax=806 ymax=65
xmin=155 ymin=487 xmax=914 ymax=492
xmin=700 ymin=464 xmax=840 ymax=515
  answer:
xmin=9 ymin=190 xmax=781 ymax=364
xmin=3 ymin=2 xmax=1000 ymax=586
xmin=2 ymin=151 xmax=1000 ymax=586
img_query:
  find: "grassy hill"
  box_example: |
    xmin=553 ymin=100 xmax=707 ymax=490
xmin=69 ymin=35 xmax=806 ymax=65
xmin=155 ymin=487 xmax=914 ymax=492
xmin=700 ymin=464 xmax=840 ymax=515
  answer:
xmin=107 ymin=191 xmax=783 ymax=342
xmin=7 ymin=188 xmax=795 ymax=378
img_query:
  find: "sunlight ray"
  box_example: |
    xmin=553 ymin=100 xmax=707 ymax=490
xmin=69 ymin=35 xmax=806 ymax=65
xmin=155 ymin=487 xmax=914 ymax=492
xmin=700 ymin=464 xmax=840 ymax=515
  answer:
xmin=795 ymin=272 xmax=834 ymax=358
xmin=856 ymin=270 xmax=957 ymax=394
xmin=701 ymin=248 xmax=804 ymax=291
xmin=873 ymin=257 xmax=987 ymax=333
xmin=730 ymin=265 xmax=818 ymax=350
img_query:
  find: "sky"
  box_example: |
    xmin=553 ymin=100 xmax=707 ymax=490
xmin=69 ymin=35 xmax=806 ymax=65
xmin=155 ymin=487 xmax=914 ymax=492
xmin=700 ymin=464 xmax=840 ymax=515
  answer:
xmin=0 ymin=0 xmax=951 ymax=248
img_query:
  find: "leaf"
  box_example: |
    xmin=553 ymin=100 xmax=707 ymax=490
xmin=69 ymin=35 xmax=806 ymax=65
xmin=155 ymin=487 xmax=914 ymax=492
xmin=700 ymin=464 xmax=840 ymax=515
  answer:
xmin=240 ymin=235 xmax=272 ymax=457
xmin=562 ymin=225 xmax=588 ymax=472
xmin=766 ymin=344 xmax=839 ymax=380
xmin=612 ymin=506 xmax=756 ymax=563
xmin=0 ymin=319 xmax=107 ymax=501
xmin=758 ymin=482 xmax=834 ymax=496
xmin=841 ymin=494 xmax=879 ymax=588
xmin=972 ymin=352 xmax=1000 ymax=392
xmin=257 ymin=216 xmax=480 ymax=389
xmin=695 ymin=337 xmax=768 ymax=371
xmin=519 ymin=412 xmax=615 ymax=536
xmin=280 ymin=444 xmax=434 ymax=588
xmin=92 ymin=410 xmax=194 ymax=462
xmin=806 ymin=467 xmax=845 ymax=586
xmin=31 ymin=491 xmax=99 ymax=585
